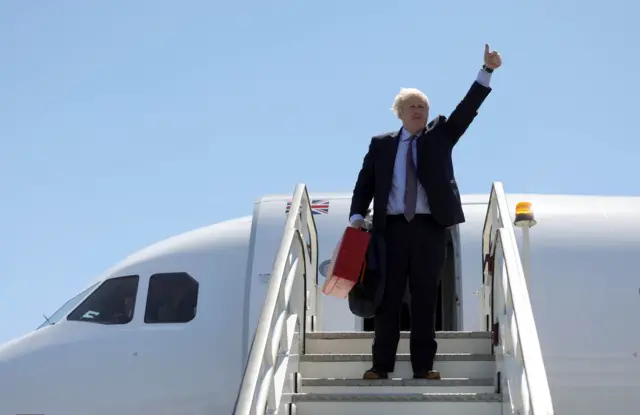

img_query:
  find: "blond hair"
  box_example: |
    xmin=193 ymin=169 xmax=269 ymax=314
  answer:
xmin=391 ymin=88 xmax=430 ymax=118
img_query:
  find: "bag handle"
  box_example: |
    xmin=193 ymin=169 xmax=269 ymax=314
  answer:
xmin=358 ymin=258 xmax=367 ymax=284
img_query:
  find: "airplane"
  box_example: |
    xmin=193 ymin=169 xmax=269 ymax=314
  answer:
xmin=1 ymin=181 xmax=639 ymax=415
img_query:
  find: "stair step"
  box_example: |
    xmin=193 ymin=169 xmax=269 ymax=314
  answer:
xmin=306 ymin=331 xmax=492 ymax=339
xmin=306 ymin=331 xmax=492 ymax=354
xmin=295 ymin=332 xmax=498 ymax=413
xmin=291 ymin=392 xmax=502 ymax=415
xmin=300 ymin=377 xmax=495 ymax=394
xmin=299 ymin=353 xmax=495 ymax=379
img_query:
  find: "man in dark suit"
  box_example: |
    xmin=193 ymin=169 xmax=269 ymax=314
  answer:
xmin=349 ymin=44 xmax=502 ymax=380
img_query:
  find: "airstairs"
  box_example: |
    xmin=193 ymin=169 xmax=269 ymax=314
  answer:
xmin=233 ymin=182 xmax=555 ymax=415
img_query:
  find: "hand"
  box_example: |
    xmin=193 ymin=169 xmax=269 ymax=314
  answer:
xmin=351 ymin=219 xmax=366 ymax=229
xmin=484 ymin=44 xmax=502 ymax=70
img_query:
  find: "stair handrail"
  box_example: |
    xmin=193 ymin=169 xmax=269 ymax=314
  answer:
xmin=482 ymin=182 xmax=554 ymax=415
xmin=234 ymin=184 xmax=319 ymax=415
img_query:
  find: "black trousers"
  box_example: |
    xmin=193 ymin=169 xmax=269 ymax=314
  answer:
xmin=372 ymin=214 xmax=447 ymax=374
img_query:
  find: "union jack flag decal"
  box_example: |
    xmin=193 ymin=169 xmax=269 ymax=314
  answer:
xmin=285 ymin=199 xmax=330 ymax=215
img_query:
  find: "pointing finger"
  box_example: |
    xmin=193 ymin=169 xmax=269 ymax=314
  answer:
xmin=485 ymin=44 xmax=490 ymax=54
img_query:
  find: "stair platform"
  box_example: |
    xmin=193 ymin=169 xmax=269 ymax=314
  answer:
xmin=306 ymin=331 xmax=492 ymax=354
xmin=300 ymin=377 xmax=495 ymax=394
xmin=292 ymin=392 xmax=502 ymax=415
xmin=300 ymin=352 xmax=495 ymax=379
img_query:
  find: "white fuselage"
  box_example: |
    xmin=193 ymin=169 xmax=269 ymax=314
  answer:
xmin=0 ymin=192 xmax=639 ymax=414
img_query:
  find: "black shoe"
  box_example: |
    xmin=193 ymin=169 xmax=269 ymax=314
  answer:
xmin=413 ymin=370 xmax=441 ymax=380
xmin=363 ymin=367 xmax=389 ymax=379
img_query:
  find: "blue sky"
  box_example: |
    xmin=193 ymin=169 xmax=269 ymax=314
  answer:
xmin=1 ymin=0 xmax=637 ymax=344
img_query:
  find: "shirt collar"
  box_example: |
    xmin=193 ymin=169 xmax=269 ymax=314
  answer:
xmin=399 ymin=127 xmax=412 ymax=141
xmin=400 ymin=127 xmax=424 ymax=141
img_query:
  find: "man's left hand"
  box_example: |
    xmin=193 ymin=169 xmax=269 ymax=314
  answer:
xmin=484 ymin=44 xmax=502 ymax=70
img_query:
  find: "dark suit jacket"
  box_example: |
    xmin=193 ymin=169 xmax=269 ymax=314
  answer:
xmin=349 ymin=80 xmax=491 ymax=230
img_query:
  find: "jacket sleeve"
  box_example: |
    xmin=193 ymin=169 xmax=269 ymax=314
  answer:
xmin=349 ymin=138 xmax=375 ymax=220
xmin=444 ymin=80 xmax=492 ymax=146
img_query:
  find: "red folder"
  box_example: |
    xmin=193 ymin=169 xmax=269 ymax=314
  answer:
xmin=322 ymin=227 xmax=371 ymax=298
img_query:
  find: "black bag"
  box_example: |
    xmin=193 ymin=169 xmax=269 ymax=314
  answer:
xmin=348 ymin=232 xmax=386 ymax=318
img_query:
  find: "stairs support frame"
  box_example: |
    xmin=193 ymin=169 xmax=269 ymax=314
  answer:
xmin=234 ymin=184 xmax=319 ymax=415
xmin=481 ymin=182 xmax=555 ymax=415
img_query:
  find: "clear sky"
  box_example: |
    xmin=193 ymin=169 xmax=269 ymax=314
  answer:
xmin=1 ymin=0 xmax=637 ymax=344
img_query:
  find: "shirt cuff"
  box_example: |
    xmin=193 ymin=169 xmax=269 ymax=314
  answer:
xmin=349 ymin=214 xmax=364 ymax=224
xmin=476 ymin=68 xmax=492 ymax=87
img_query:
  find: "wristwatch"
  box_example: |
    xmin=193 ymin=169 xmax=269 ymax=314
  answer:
xmin=482 ymin=64 xmax=494 ymax=73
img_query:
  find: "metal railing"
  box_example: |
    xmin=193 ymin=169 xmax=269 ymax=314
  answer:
xmin=481 ymin=182 xmax=554 ymax=415
xmin=234 ymin=184 xmax=319 ymax=415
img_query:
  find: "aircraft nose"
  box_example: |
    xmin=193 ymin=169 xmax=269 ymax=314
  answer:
xmin=0 ymin=365 xmax=31 ymax=413
xmin=0 ymin=328 xmax=92 ymax=415
xmin=0 ymin=328 xmax=144 ymax=415
xmin=0 ymin=338 xmax=48 ymax=415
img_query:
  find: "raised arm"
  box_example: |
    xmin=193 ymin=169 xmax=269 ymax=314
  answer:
xmin=445 ymin=44 xmax=502 ymax=146
xmin=349 ymin=138 xmax=375 ymax=225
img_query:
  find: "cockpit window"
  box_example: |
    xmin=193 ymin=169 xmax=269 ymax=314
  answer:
xmin=67 ymin=275 xmax=139 ymax=325
xmin=37 ymin=282 xmax=100 ymax=329
xmin=144 ymin=272 xmax=198 ymax=323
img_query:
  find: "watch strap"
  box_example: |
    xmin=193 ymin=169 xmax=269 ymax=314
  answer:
xmin=482 ymin=64 xmax=494 ymax=73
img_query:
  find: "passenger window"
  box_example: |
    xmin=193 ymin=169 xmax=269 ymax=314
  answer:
xmin=144 ymin=272 xmax=199 ymax=324
xmin=67 ymin=275 xmax=139 ymax=324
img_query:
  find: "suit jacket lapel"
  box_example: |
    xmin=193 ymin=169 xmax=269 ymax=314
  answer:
xmin=417 ymin=121 xmax=433 ymax=153
xmin=387 ymin=129 xmax=401 ymax=170
xmin=389 ymin=129 xmax=400 ymax=155
xmin=380 ymin=129 xmax=401 ymax=204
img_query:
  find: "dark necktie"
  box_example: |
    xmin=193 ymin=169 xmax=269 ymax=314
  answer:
xmin=404 ymin=135 xmax=418 ymax=221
